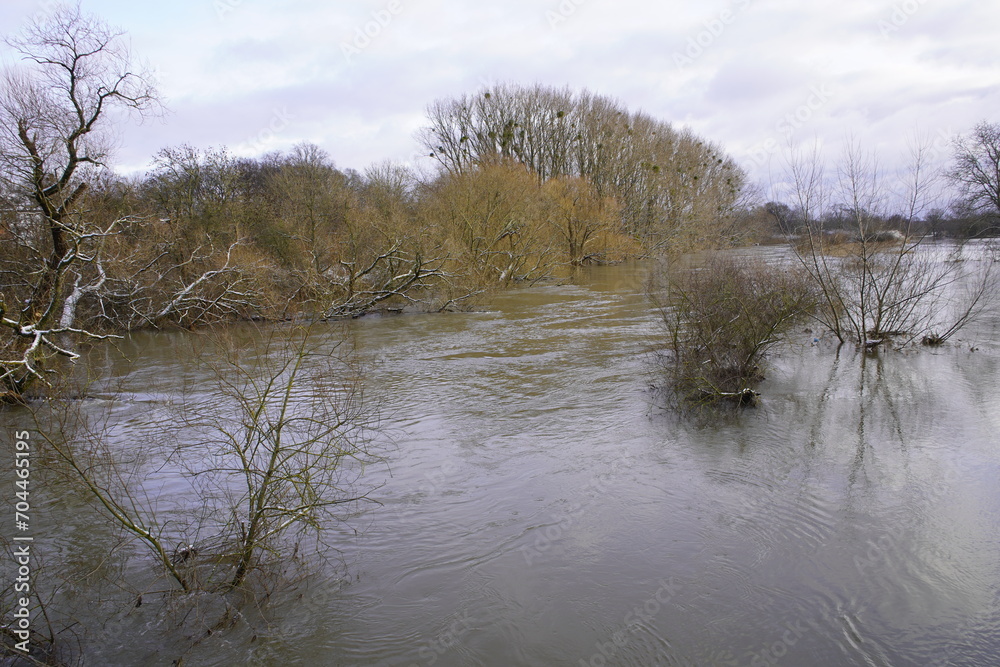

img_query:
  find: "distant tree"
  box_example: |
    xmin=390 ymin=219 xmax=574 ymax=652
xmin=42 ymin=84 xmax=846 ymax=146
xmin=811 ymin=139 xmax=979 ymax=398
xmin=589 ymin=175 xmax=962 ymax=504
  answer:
xmin=359 ymin=160 xmax=417 ymax=226
xmin=948 ymin=121 xmax=1000 ymax=223
xmin=265 ymin=143 xmax=349 ymax=273
xmin=788 ymin=140 xmax=995 ymax=347
xmin=764 ymin=201 xmax=794 ymax=234
xmin=922 ymin=207 xmax=947 ymax=238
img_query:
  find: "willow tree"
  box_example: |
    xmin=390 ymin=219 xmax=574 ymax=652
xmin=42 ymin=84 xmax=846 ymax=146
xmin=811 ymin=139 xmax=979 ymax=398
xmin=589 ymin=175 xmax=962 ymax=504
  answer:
xmin=0 ymin=5 xmax=158 ymax=396
xmin=542 ymin=175 xmax=619 ymax=265
xmin=421 ymin=160 xmax=555 ymax=287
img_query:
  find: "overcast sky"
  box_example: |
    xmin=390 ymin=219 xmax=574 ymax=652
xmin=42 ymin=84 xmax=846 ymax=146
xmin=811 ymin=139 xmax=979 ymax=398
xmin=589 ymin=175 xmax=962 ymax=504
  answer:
xmin=2 ymin=0 xmax=998 ymax=192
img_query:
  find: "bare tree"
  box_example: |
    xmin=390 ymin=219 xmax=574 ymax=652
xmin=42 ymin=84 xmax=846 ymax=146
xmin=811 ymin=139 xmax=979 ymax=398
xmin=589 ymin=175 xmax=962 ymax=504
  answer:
xmin=417 ymin=83 xmax=749 ymax=249
xmin=421 ymin=160 xmax=556 ymax=287
xmin=31 ymin=323 xmax=381 ymax=597
xmin=187 ymin=326 xmax=381 ymax=590
xmin=325 ymin=241 xmax=455 ymax=318
xmin=948 ymin=121 xmax=1000 ymax=224
xmin=787 ymin=139 xmax=996 ymax=347
xmin=33 ymin=396 xmax=194 ymax=593
xmin=0 ymin=5 xmax=158 ymax=396
xmin=264 ymin=143 xmax=349 ymax=277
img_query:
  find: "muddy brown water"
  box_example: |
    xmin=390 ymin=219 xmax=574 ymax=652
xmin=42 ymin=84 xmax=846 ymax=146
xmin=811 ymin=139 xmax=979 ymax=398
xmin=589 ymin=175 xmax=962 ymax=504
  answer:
xmin=4 ymin=246 xmax=1000 ymax=666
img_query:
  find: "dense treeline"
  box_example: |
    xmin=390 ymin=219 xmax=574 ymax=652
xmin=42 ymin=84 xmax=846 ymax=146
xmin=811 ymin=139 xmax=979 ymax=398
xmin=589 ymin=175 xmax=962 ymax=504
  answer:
xmin=15 ymin=141 xmax=647 ymax=328
xmin=750 ymin=124 xmax=1000 ymax=240
xmin=0 ymin=14 xmax=757 ymax=397
xmin=2 ymin=6 xmax=1000 ymax=398
xmin=755 ymin=199 xmax=1000 ymax=240
xmin=420 ymin=83 xmax=751 ymax=245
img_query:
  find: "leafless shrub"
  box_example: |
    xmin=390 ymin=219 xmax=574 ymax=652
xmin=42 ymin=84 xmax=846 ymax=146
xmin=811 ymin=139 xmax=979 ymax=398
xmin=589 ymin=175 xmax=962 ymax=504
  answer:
xmin=17 ymin=321 xmax=382 ymax=665
xmin=789 ymin=141 xmax=998 ymax=348
xmin=179 ymin=324 xmax=382 ymax=590
xmin=649 ymin=254 xmax=816 ymax=404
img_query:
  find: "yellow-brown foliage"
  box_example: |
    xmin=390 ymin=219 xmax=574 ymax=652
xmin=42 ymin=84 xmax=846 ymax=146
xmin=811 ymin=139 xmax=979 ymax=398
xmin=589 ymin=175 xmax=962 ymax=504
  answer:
xmin=420 ymin=160 xmax=557 ymax=288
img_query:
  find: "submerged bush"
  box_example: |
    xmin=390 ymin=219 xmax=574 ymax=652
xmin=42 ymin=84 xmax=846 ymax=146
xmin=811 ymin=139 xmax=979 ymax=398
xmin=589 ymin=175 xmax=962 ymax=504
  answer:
xmin=650 ymin=255 xmax=816 ymax=404
xmin=797 ymin=233 xmax=998 ymax=348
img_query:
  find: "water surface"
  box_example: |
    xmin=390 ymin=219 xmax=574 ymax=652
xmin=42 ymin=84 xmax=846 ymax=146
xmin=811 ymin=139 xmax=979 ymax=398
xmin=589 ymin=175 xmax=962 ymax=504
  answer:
xmin=5 ymin=253 xmax=1000 ymax=666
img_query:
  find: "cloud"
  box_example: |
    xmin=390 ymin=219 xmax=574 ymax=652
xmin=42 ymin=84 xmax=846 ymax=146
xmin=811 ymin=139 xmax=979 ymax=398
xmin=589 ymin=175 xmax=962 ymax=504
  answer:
xmin=1 ymin=0 xmax=997 ymax=187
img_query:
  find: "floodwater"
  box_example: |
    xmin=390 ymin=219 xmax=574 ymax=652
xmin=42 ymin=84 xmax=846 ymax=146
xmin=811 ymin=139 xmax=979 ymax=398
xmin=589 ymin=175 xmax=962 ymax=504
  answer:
xmin=4 ymin=247 xmax=1000 ymax=666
